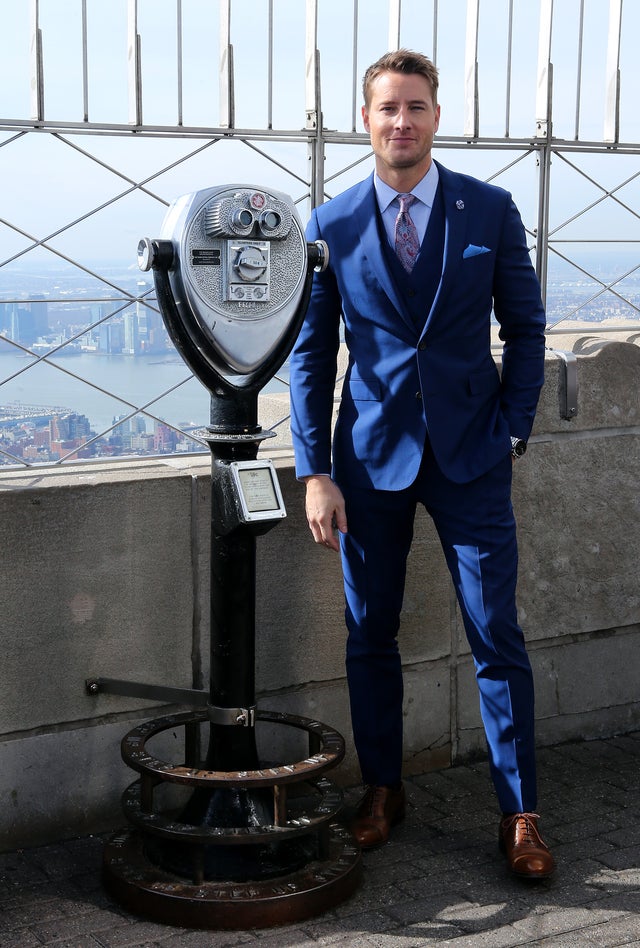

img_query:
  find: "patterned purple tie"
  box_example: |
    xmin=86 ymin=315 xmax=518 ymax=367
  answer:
xmin=394 ymin=193 xmax=420 ymax=273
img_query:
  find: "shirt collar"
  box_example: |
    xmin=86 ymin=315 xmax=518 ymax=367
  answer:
xmin=374 ymin=161 xmax=440 ymax=212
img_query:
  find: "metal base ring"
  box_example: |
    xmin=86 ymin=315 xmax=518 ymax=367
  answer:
xmin=103 ymin=823 xmax=361 ymax=930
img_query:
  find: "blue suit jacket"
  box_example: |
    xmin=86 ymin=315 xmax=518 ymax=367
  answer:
xmin=289 ymin=162 xmax=546 ymax=489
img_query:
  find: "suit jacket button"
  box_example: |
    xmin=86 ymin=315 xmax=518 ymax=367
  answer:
xmin=418 ymin=341 xmax=427 ymax=351
xmin=415 ymin=391 xmax=422 ymax=400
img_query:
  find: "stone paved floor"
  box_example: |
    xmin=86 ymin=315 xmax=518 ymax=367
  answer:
xmin=1 ymin=733 xmax=640 ymax=947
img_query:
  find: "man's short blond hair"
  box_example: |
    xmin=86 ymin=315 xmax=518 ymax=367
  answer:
xmin=362 ymin=49 xmax=439 ymax=108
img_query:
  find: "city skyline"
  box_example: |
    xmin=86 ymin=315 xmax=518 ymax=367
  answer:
xmin=2 ymin=251 xmax=639 ymax=468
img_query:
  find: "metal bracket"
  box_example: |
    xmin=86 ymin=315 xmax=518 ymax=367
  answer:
xmin=85 ymin=677 xmax=209 ymax=706
xmin=85 ymin=678 xmax=257 ymax=727
xmin=546 ymin=347 xmax=578 ymax=420
xmin=207 ymin=703 xmax=257 ymax=727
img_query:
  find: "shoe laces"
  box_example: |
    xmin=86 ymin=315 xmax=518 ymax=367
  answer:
xmin=503 ymin=811 xmax=542 ymax=846
xmin=362 ymin=785 xmax=386 ymax=816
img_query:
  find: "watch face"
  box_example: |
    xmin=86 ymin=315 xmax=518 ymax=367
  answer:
xmin=511 ymin=439 xmax=527 ymax=457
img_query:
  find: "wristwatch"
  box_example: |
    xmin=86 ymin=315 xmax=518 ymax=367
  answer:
xmin=510 ymin=437 xmax=527 ymax=459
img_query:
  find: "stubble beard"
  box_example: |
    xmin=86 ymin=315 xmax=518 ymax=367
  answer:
xmin=383 ymin=142 xmax=432 ymax=173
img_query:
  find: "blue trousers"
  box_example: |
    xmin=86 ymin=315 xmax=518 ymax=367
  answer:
xmin=339 ymin=443 xmax=537 ymax=814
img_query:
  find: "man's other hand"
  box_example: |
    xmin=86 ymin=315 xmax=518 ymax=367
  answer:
xmin=303 ymin=475 xmax=348 ymax=552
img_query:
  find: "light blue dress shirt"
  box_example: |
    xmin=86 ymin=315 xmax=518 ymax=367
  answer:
xmin=373 ymin=162 xmax=440 ymax=249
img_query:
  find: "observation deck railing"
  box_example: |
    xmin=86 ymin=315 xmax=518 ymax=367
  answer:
xmin=0 ymin=0 xmax=638 ymax=468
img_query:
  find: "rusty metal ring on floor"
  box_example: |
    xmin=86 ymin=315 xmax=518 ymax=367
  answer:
xmin=120 ymin=708 xmax=345 ymax=788
xmin=120 ymin=774 xmax=343 ymax=846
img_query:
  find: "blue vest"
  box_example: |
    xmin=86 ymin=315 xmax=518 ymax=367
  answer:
xmin=382 ymin=184 xmax=445 ymax=331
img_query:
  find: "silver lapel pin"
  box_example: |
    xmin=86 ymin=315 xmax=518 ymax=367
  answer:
xmin=456 ymin=199 xmax=465 ymax=210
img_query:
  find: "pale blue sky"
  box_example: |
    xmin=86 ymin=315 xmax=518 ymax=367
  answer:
xmin=2 ymin=1 xmax=638 ymax=138
xmin=0 ymin=1 xmax=638 ymax=265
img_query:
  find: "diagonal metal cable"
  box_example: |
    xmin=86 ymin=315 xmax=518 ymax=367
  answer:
xmin=0 ymin=329 xmax=202 ymax=460
xmin=545 ymin=247 xmax=640 ymax=327
xmin=0 ymin=372 xmax=207 ymax=467
xmin=0 ymin=287 xmax=158 ymax=386
xmin=0 ymin=132 xmax=321 ymax=454
xmin=0 ymin=131 xmax=321 ymax=463
xmin=542 ymin=152 xmax=640 ymax=326
xmin=55 ymin=381 xmax=208 ymax=466
xmin=0 ymin=326 xmax=201 ymax=454
xmin=550 ymin=152 xmax=640 ymax=232
xmin=240 ymin=139 xmax=310 ymax=189
xmin=0 ymin=131 xmax=27 ymax=150
xmin=0 ymin=326 xmax=191 ymax=414
xmin=0 ymin=136 xmax=221 ymax=272
xmin=0 ymin=215 xmax=150 ymax=298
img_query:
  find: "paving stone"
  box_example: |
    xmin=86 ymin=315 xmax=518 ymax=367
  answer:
xmin=89 ymin=919 xmax=188 ymax=947
xmin=30 ymin=908 xmax=139 ymax=944
xmin=440 ymin=927 xmax=530 ymax=946
xmin=360 ymin=922 xmax=474 ymax=945
xmin=155 ymin=931 xmax=256 ymax=947
xmin=510 ymin=904 xmax=629 ymax=940
xmin=2 ymin=733 xmax=640 ymax=946
xmin=580 ymin=914 xmax=640 ymax=945
xmin=299 ymin=907 xmax=398 ymax=944
xmin=331 ymin=881 xmax=408 ymax=917
xmin=0 ymin=930 xmax=44 ymax=947
xmin=0 ymin=898 xmax=70 ymax=930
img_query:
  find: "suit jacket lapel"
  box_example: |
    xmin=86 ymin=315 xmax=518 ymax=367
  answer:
xmin=353 ymin=168 xmax=470 ymax=336
xmin=421 ymin=162 xmax=468 ymax=336
xmin=354 ymin=176 xmax=413 ymax=326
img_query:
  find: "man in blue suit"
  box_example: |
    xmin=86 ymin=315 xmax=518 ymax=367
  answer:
xmin=289 ymin=49 xmax=554 ymax=879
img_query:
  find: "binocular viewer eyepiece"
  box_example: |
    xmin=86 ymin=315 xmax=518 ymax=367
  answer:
xmin=203 ymin=189 xmax=292 ymax=241
xmin=138 ymin=185 xmax=327 ymax=395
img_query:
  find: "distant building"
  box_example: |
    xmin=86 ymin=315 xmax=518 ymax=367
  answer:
xmin=123 ymin=310 xmax=139 ymax=355
xmin=98 ymin=320 xmax=124 ymax=353
xmin=50 ymin=412 xmax=92 ymax=442
xmin=0 ymin=296 xmax=48 ymax=345
xmin=154 ymin=422 xmax=178 ymax=453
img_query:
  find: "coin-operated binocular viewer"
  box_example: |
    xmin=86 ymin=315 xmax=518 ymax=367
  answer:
xmin=99 ymin=187 xmax=361 ymax=930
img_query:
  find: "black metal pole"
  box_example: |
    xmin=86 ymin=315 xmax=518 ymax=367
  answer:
xmin=206 ymin=426 xmax=261 ymax=774
xmin=179 ymin=390 xmax=272 ymax=831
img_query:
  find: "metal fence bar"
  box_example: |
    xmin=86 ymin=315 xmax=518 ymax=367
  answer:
xmin=574 ymin=0 xmax=585 ymax=140
xmin=6 ymin=1 xmax=638 ymax=146
xmin=219 ymin=0 xmax=233 ymax=129
xmin=536 ymin=0 xmax=554 ymax=140
xmin=504 ymin=0 xmax=514 ymax=139
xmin=463 ymin=0 xmax=480 ymax=139
xmin=388 ymin=0 xmax=401 ymax=50
xmin=267 ymin=0 xmax=274 ymax=130
xmin=127 ymin=0 xmax=142 ymax=126
xmin=29 ymin=0 xmax=44 ymax=122
xmin=604 ymin=0 xmax=623 ymax=143
xmin=432 ymin=0 xmax=439 ymax=65
xmin=305 ymin=0 xmax=324 ymax=209
xmin=351 ymin=1 xmax=359 ymax=133
xmin=81 ymin=0 xmax=89 ymax=123
xmin=305 ymin=0 xmax=319 ymax=127
xmin=534 ymin=0 xmax=554 ymax=302
xmin=176 ymin=0 xmax=183 ymax=127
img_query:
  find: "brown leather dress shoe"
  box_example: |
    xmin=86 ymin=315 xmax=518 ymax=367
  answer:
xmin=499 ymin=812 xmax=556 ymax=879
xmin=350 ymin=784 xmax=406 ymax=849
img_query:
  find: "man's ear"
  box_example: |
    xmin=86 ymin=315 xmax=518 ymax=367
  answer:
xmin=361 ymin=104 xmax=370 ymax=132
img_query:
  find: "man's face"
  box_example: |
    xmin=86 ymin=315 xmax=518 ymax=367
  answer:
xmin=362 ymin=70 xmax=440 ymax=181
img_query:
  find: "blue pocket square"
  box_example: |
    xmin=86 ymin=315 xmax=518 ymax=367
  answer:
xmin=463 ymin=244 xmax=492 ymax=258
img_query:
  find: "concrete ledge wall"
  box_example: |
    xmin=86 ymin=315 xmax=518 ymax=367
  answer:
xmin=1 ymin=332 xmax=639 ymax=850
